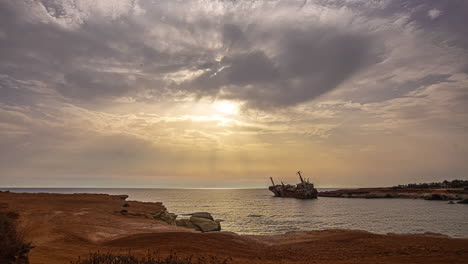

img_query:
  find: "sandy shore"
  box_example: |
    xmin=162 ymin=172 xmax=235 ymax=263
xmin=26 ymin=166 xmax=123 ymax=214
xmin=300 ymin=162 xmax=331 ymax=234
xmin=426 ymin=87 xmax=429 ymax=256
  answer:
xmin=1 ymin=192 xmax=467 ymax=264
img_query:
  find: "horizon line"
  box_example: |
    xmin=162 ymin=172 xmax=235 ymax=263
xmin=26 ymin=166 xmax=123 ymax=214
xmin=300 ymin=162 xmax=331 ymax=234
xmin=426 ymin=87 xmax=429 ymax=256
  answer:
xmin=0 ymin=186 xmax=366 ymax=189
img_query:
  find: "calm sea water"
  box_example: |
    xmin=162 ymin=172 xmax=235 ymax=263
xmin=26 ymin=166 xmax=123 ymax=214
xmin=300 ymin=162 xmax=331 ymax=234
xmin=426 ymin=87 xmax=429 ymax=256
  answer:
xmin=2 ymin=188 xmax=467 ymax=237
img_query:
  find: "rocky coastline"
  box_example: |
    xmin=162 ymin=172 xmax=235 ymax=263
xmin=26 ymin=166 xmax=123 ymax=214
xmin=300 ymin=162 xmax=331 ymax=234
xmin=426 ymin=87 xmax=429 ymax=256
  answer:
xmin=109 ymin=195 xmax=222 ymax=232
xmin=175 ymin=212 xmax=222 ymax=232
xmin=318 ymin=188 xmax=468 ymax=201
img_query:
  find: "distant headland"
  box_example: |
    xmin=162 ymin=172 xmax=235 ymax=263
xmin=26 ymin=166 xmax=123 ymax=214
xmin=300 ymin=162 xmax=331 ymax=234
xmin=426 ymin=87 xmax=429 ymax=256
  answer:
xmin=318 ymin=179 xmax=468 ymax=202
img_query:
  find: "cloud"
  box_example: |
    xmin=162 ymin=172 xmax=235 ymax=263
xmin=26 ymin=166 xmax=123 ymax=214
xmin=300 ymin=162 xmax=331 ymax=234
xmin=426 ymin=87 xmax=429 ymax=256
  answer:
xmin=182 ymin=25 xmax=381 ymax=108
xmin=1 ymin=0 xmax=385 ymax=109
xmin=428 ymin=9 xmax=441 ymax=20
xmin=2 ymin=0 xmax=467 ymax=109
xmin=1 ymin=0 xmax=468 ymax=187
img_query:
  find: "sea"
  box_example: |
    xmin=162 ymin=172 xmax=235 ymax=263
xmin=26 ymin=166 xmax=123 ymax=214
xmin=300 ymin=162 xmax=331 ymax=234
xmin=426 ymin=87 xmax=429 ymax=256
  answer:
xmin=1 ymin=188 xmax=467 ymax=237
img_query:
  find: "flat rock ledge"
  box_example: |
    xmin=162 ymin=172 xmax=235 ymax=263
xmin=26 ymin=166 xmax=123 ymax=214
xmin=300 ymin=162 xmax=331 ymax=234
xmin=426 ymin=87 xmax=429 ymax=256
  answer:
xmin=110 ymin=199 xmax=220 ymax=232
xmin=175 ymin=212 xmax=221 ymax=232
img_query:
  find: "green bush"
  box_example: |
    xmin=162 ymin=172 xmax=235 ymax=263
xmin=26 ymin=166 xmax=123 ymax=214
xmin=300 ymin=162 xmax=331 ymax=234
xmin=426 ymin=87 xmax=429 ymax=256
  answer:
xmin=0 ymin=211 xmax=33 ymax=264
xmin=71 ymin=252 xmax=231 ymax=264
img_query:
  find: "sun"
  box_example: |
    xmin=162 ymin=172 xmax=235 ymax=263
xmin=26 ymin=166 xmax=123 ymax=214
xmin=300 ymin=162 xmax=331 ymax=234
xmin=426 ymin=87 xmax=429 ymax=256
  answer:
xmin=213 ymin=101 xmax=239 ymax=115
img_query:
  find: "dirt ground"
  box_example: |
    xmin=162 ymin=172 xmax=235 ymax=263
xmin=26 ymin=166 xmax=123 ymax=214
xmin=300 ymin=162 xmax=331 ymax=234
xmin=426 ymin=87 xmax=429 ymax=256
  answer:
xmin=1 ymin=192 xmax=467 ymax=264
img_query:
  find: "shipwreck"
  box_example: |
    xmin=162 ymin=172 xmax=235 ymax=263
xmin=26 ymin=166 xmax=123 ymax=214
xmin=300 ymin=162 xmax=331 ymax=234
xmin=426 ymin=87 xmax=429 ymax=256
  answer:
xmin=268 ymin=171 xmax=318 ymax=199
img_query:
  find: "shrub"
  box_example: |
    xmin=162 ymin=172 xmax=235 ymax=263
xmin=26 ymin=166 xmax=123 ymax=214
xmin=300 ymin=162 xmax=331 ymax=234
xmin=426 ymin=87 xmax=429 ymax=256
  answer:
xmin=0 ymin=211 xmax=34 ymax=264
xmin=71 ymin=251 xmax=231 ymax=264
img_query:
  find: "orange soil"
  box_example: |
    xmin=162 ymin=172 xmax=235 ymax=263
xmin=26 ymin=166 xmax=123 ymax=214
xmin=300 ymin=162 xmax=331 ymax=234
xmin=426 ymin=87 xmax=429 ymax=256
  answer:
xmin=1 ymin=192 xmax=467 ymax=264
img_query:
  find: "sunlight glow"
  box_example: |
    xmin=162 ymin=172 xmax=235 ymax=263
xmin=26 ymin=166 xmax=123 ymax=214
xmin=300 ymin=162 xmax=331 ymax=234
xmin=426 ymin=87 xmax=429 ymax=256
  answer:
xmin=214 ymin=101 xmax=239 ymax=115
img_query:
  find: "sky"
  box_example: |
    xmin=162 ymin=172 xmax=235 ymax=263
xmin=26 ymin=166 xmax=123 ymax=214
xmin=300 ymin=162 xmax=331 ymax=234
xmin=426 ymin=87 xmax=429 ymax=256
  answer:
xmin=1 ymin=0 xmax=468 ymax=188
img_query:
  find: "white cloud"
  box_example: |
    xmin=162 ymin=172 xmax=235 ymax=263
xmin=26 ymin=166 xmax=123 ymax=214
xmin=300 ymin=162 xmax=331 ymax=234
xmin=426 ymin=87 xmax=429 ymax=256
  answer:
xmin=428 ymin=9 xmax=441 ymax=20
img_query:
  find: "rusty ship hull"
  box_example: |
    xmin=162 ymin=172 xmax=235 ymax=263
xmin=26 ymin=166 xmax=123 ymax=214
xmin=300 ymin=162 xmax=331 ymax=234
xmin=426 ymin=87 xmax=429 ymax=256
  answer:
xmin=268 ymin=172 xmax=318 ymax=199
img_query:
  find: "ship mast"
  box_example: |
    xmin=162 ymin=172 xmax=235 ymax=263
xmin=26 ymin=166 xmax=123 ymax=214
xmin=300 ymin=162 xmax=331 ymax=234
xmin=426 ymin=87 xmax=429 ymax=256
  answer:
xmin=297 ymin=171 xmax=304 ymax=184
xmin=270 ymin=177 xmax=276 ymax=186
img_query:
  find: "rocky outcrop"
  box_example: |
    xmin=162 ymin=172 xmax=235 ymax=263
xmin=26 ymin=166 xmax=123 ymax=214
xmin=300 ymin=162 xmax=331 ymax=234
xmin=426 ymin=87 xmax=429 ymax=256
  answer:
xmin=191 ymin=212 xmax=214 ymax=220
xmin=458 ymin=198 xmax=468 ymax=204
xmin=175 ymin=218 xmax=200 ymax=231
xmin=422 ymin=193 xmax=465 ymax=201
xmin=110 ymin=201 xmax=219 ymax=231
xmin=153 ymin=210 xmax=177 ymax=225
xmin=175 ymin=212 xmax=221 ymax=232
xmin=190 ymin=217 xmax=221 ymax=232
xmin=112 ymin=195 xmax=129 ymax=200
xmin=319 ymin=188 xmax=468 ymax=201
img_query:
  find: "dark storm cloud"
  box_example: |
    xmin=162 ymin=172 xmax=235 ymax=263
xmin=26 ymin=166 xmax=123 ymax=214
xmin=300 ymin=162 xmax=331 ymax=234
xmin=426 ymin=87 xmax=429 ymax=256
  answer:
xmin=0 ymin=0 xmax=185 ymax=102
xmin=376 ymin=0 xmax=468 ymax=55
xmin=0 ymin=0 xmax=467 ymax=109
xmin=222 ymin=24 xmax=250 ymax=51
xmin=0 ymin=0 xmax=383 ymax=109
xmin=183 ymin=26 xmax=382 ymax=108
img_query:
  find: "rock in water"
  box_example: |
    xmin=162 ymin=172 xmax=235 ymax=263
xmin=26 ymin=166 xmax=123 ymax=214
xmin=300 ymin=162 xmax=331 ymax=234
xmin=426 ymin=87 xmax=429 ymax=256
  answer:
xmin=247 ymin=214 xmax=263 ymax=217
xmin=174 ymin=212 xmax=221 ymax=232
xmin=153 ymin=210 xmax=177 ymax=225
xmin=190 ymin=216 xmax=221 ymax=232
xmin=175 ymin=218 xmax=201 ymax=231
xmin=113 ymin=195 xmax=129 ymax=200
xmin=190 ymin=212 xmax=214 ymax=220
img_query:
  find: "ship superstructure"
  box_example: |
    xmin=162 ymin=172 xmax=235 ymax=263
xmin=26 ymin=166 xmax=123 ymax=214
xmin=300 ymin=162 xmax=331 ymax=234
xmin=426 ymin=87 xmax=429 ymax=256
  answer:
xmin=268 ymin=171 xmax=318 ymax=199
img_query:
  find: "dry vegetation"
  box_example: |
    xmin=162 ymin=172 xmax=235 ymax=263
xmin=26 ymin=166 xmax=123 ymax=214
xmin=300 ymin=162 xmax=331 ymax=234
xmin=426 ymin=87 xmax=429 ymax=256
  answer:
xmin=0 ymin=211 xmax=34 ymax=264
xmin=71 ymin=252 xmax=231 ymax=264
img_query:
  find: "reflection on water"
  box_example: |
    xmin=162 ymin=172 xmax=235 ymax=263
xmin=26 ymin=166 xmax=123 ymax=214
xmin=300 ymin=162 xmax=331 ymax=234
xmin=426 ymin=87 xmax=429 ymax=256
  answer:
xmin=2 ymin=188 xmax=467 ymax=237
